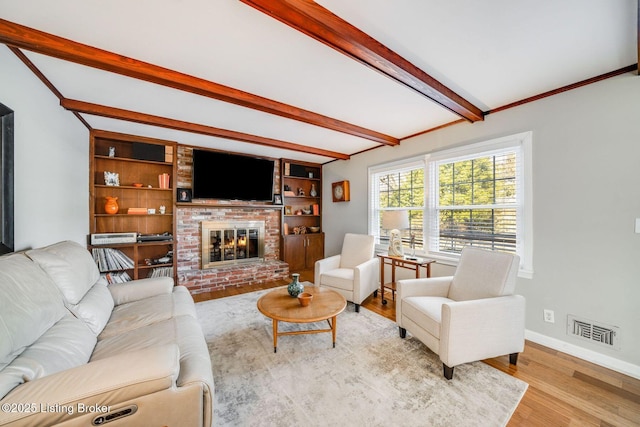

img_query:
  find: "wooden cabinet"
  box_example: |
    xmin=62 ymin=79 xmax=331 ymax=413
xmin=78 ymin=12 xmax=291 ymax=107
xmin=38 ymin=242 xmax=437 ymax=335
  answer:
xmin=89 ymin=130 xmax=176 ymax=282
xmin=283 ymin=233 xmax=325 ymax=272
xmin=281 ymin=159 xmax=324 ymax=271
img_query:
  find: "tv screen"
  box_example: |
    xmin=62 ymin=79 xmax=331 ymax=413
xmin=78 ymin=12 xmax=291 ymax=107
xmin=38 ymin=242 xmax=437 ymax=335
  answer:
xmin=192 ymin=149 xmax=275 ymax=201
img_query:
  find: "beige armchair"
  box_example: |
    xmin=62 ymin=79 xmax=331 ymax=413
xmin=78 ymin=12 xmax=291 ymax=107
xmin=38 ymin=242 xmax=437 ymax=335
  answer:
xmin=397 ymin=246 xmax=525 ymax=380
xmin=314 ymin=233 xmax=379 ymax=313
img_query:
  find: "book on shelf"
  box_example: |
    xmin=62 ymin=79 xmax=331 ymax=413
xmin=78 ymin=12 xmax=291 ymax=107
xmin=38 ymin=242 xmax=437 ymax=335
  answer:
xmin=92 ymin=247 xmax=134 ymax=272
xmin=101 ymin=271 xmax=132 ymax=284
xmin=148 ymin=266 xmax=173 ymax=278
xmin=127 ymin=208 xmax=148 ymax=215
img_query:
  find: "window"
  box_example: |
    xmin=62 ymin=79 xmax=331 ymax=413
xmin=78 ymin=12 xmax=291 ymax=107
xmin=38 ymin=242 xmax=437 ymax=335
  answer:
xmin=369 ymin=132 xmax=532 ymax=277
xmin=369 ymin=157 xmax=425 ymax=252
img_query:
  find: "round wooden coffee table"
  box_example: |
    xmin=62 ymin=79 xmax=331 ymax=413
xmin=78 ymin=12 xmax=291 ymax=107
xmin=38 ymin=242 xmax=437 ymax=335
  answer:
xmin=257 ymin=285 xmax=347 ymax=353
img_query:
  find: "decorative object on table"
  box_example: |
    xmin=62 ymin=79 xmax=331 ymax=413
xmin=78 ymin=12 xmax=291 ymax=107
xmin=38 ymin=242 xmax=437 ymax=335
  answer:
xmin=273 ymin=193 xmax=282 ymax=204
xmin=104 ymin=196 xmax=119 ymax=214
xmin=159 ymin=205 xmax=166 ymax=214
xmin=309 ymin=183 xmax=318 ymax=197
xmin=108 ymin=146 xmax=116 ymax=157
xmin=104 ymin=171 xmax=120 ymax=186
xmin=297 ymin=292 xmax=313 ymax=307
xmin=158 ymin=173 xmax=170 ymax=189
xmin=297 ymin=187 xmax=305 ymax=196
xmin=287 ymin=273 xmax=304 ymax=297
xmin=382 ymin=210 xmax=409 ymax=257
xmin=177 ymin=188 xmax=192 ymax=202
xmin=332 ymin=180 xmax=350 ymax=202
xmin=407 ymin=233 xmax=417 ymax=260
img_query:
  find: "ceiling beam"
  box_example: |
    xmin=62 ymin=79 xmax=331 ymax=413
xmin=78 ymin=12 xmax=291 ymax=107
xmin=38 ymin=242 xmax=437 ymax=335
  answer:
xmin=240 ymin=0 xmax=484 ymax=122
xmin=0 ymin=18 xmax=398 ymax=146
xmin=61 ymin=99 xmax=350 ymax=160
xmin=8 ymin=46 xmax=92 ymax=130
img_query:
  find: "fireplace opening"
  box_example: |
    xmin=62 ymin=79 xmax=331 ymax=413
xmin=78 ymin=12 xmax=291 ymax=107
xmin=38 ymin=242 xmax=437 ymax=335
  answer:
xmin=201 ymin=221 xmax=265 ymax=268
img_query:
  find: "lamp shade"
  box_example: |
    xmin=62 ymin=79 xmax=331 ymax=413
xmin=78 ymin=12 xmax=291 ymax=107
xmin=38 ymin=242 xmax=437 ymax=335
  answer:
xmin=382 ymin=210 xmax=409 ymax=230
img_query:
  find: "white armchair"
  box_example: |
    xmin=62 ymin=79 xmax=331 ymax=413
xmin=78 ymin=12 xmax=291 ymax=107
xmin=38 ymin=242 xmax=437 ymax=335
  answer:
xmin=314 ymin=233 xmax=379 ymax=313
xmin=397 ymin=246 xmax=525 ymax=380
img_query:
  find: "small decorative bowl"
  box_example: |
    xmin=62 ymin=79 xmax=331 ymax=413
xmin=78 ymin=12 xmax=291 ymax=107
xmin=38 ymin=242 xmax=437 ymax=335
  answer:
xmin=297 ymin=292 xmax=313 ymax=307
xmin=309 ymin=226 xmax=320 ymax=233
xmin=132 ymin=183 xmax=143 ymax=187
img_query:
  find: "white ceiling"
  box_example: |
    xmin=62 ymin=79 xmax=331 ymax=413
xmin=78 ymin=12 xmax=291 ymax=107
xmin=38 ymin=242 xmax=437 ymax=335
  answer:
xmin=1 ymin=0 xmax=637 ymax=164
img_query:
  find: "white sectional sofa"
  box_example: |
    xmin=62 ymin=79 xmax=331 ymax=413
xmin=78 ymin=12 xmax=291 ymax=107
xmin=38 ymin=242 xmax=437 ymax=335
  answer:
xmin=0 ymin=240 xmax=213 ymax=427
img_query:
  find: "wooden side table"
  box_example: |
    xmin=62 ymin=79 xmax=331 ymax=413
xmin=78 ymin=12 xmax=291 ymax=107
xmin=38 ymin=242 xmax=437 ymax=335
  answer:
xmin=378 ymin=254 xmax=436 ymax=305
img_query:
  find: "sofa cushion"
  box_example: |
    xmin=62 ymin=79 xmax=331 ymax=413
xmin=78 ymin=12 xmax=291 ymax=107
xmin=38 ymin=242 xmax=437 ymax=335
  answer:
xmin=67 ymin=278 xmax=114 ymax=335
xmin=319 ymin=268 xmax=355 ymax=292
xmin=402 ymin=296 xmax=453 ymax=339
xmin=26 ymin=240 xmax=114 ymax=335
xmin=0 ymin=314 xmax=96 ymax=400
xmin=0 ymin=254 xmax=67 ymax=372
xmin=99 ymin=287 xmax=197 ymax=340
xmin=26 ymin=240 xmax=100 ymax=305
xmin=448 ymin=247 xmax=520 ymax=301
xmin=92 ymin=315 xmax=214 ymax=390
xmin=339 ymin=233 xmax=375 ymax=269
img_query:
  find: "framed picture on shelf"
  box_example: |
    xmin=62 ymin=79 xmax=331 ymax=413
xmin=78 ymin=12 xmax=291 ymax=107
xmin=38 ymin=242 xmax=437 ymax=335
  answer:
xmin=177 ymin=188 xmax=192 ymax=202
xmin=104 ymin=171 xmax=120 ymax=186
xmin=273 ymin=193 xmax=282 ymax=205
xmin=284 ymin=205 xmax=292 ymax=215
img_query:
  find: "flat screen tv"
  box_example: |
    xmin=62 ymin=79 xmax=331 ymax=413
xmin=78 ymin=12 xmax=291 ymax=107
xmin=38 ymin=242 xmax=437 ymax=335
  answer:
xmin=192 ymin=149 xmax=275 ymax=201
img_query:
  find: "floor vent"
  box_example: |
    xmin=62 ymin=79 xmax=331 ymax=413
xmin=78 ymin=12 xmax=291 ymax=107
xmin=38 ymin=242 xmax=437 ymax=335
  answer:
xmin=567 ymin=315 xmax=620 ymax=350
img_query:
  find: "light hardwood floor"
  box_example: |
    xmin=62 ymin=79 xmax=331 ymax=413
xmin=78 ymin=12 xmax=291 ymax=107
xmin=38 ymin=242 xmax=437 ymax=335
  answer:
xmin=193 ymin=270 xmax=640 ymax=426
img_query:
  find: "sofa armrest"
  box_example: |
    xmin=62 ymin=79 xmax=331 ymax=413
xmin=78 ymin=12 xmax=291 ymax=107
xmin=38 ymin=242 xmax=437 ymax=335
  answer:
xmin=439 ymin=295 xmax=526 ymax=367
xmin=353 ymin=257 xmax=379 ymax=303
xmin=0 ymin=344 xmax=180 ymax=426
xmin=397 ymin=276 xmax=453 ymax=299
xmin=109 ymin=277 xmax=175 ymax=305
xmin=314 ymin=255 xmax=341 ymax=286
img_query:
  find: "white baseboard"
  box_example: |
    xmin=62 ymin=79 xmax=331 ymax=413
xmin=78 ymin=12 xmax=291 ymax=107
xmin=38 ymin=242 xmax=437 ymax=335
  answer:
xmin=525 ymin=330 xmax=640 ymax=380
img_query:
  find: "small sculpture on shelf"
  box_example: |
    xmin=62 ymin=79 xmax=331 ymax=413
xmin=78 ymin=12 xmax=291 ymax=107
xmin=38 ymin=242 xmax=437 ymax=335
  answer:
xmin=309 ymin=184 xmax=318 ymax=197
xmin=297 ymin=187 xmax=305 ymax=196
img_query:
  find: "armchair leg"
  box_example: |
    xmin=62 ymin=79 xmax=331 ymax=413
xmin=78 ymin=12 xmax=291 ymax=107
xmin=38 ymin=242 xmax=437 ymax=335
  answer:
xmin=509 ymin=353 xmax=519 ymax=365
xmin=399 ymin=327 xmax=406 ymax=338
xmin=354 ymin=303 xmax=360 ymax=313
xmin=443 ymin=364 xmax=454 ymax=380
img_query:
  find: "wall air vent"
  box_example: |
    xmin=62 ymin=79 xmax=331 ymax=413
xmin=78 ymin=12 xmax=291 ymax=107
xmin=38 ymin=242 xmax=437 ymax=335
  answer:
xmin=567 ymin=315 xmax=620 ymax=350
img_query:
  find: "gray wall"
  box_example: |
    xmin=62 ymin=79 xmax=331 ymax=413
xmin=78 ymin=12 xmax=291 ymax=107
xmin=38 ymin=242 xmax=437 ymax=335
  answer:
xmin=0 ymin=46 xmax=89 ymax=249
xmin=322 ymin=72 xmax=640 ymax=377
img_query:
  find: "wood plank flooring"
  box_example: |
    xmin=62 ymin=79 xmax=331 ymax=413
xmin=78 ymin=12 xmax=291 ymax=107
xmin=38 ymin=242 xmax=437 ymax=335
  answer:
xmin=193 ymin=271 xmax=640 ymax=426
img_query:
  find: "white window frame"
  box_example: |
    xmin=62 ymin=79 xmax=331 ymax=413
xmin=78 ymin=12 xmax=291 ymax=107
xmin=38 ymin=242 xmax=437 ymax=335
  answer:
xmin=368 ymin=156 xmax=426 ymax=253
xmin=368 ymin=131 xmax=533 ymax=278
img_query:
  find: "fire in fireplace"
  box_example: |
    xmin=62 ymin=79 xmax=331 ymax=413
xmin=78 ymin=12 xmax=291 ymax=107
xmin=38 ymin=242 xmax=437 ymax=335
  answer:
xmin=201 ymin=221 xmax=265 ymax=269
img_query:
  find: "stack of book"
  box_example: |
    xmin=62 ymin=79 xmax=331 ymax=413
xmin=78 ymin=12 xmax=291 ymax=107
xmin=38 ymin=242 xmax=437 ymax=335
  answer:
xmin=148 ymin=266 xmax=173 ymax=278
xmin=127 ymin=207 xmax=147 ymax=215
xmin=101 ymin=271 xmax=132 ymax=284
xmin=92 ymin=247 xmax=135 ymax=273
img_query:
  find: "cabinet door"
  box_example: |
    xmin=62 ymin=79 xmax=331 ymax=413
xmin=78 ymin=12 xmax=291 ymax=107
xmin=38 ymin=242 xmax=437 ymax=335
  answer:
xmin=305 ymin=233 xmax=324 ymax=269
xmin=283 ymin=235 xmax=306 ymax=272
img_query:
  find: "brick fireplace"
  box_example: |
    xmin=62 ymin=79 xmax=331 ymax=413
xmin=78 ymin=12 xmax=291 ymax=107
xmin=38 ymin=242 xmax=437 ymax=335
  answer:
xmin=176 ymin=206 xmax=289 ymax=295
xmin=175 ymin=146 xmax=290 ymax=295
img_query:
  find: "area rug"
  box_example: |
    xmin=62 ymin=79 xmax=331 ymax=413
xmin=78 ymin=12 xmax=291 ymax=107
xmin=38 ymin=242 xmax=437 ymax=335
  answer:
xmin=196 ymin=287 xmax=528 ymax=427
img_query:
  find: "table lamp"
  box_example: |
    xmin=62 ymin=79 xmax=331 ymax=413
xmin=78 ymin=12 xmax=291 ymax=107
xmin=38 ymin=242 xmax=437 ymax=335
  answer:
xmin=382 ymin=210 xmax=409 ymax=257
